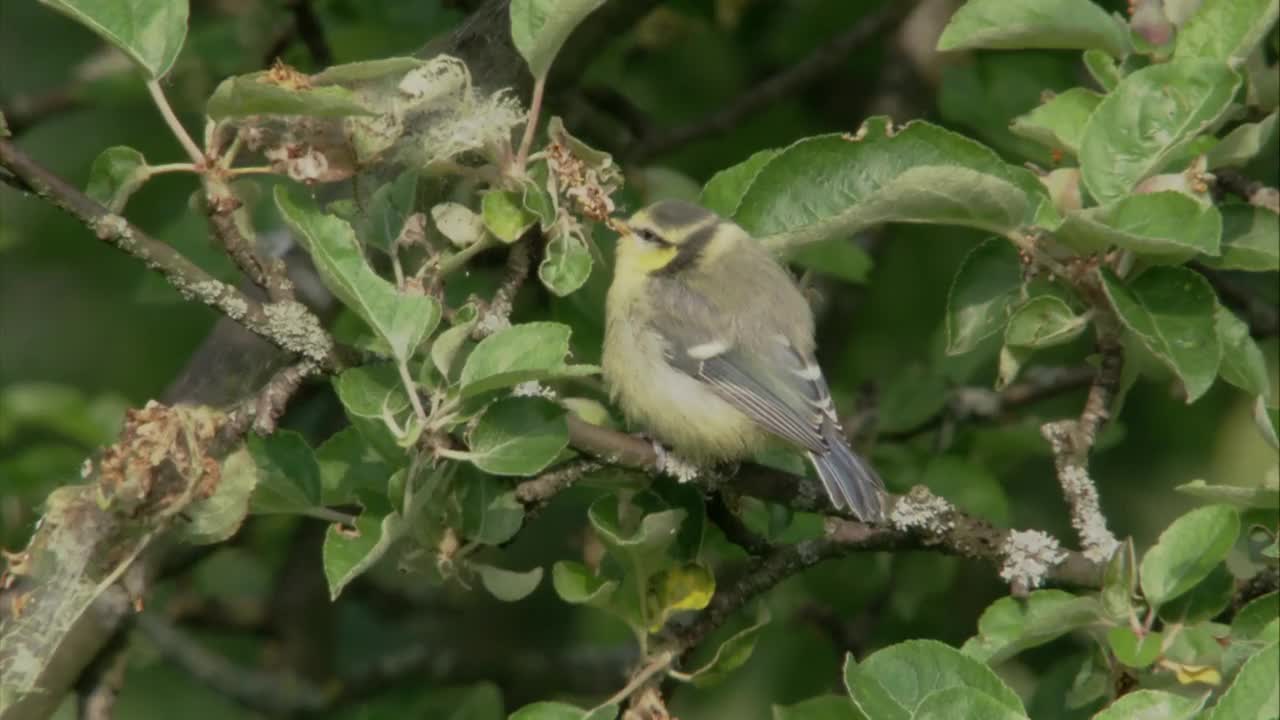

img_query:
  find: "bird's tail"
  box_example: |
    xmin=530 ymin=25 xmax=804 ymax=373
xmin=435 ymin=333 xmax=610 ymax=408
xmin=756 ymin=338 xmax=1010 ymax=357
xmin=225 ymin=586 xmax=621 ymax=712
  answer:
xmin=808 ymin=424 xmax=885 ymax=522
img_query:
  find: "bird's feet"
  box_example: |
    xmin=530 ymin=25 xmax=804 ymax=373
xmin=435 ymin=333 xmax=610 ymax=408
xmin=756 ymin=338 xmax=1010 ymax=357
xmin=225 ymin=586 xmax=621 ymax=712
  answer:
xmin=649 ymin=439 xmax=702 ymax=483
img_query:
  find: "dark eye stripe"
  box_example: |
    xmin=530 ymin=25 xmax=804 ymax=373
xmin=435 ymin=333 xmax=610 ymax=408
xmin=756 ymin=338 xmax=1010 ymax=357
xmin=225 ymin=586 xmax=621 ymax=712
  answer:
xmin=654 ymin=223 xmax=715 ymax=276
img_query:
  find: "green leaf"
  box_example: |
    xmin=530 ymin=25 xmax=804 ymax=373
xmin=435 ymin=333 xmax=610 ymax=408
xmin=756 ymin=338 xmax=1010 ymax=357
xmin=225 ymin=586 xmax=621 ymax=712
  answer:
xmin=460 ymin=472 xmax=525 ymax=544
xmin=358 ymin=170 xmax=419 ymax=253
xmin=432 ymin=202 xmax=486 ymax=248
xmin=207 ymin=72 xmax=376 ymax=119
xmin=459 ymin=322 xmax=594 ymax=398
xmin=1233 ymin=593 xmax=1280 ymax=641
xmin=946 ymin=238 xmax=1023 ymax=355
xmin=911 ymin=686 xmax=1030 ymax=720
xmin=1208 ymin=112 xmax=1279 ymax=168
xmin=1083 ymin=49 xmax=1122 ymax=91
xmin=589 ymin=500 xmax=686 ymax=572
xmin=1140 ymin=504 xmax=1241 ymax=607
xmin=1202 ymin=204 xmax=1280 ymax=271
xmin=276 ymin=187 xmax=439 ymax=362
xmin=844 ymin=640 xmax=1024 ymax=719
xmin=39 ymin=0 xmax=187 ymax=79
xmin=176 ymin=445 xmax=257 ymax=545
xmin=85 ymin=146 xmax=149 ymax=213
xmin=1176 ymin=0 xmax=1280 ymax=65
xmin=1093 ymin=690 xmax=1205 ymax=720
xmin=789 ymin=238 xmax=873 ymax=284
xmin=309 ymin=57 xmax=425 ymax=85
xmin=509 ymin=701 xmax=617 ymax=720
xmin=550 ymin=561 xmax=618 ymax=607
xmin=1009 ymin=88 xmax=1103 ymax=156
xmin=323 ymin=492 xmax=403 ymax=600
xmin=685 ymin=606 xmax=771 ymax=687
xmin=1099 ymin=267 xmax=1221 ymax=403
xmin=465 ymin=398 xmax=569 ymax=476
xmin=539 ymin=226 xmax=593 ymax=296
xmin=731 ymin=119 xmax=1057 ymax=253
xmin=772 ymin=696 xmax=863 ymax=720
xmin=474 ymin=564 xmax=543 ymax=602
xmin=1102 ymin=538 xmax=1139 ymax=621
xmin=1080 ymin=60 xmax=1242 ymax=203
xmin=1217 ymin=305 xmax=1273 ymax=398
xmin=332 ymin=363 xmax=412 ymax=463
xmin=1107 ymin=627 xmax=1164 ymax=668
xmin=431 ymin=310 xmax=481 ymax=383
xmin=1057 ymin=192 xmax=1223 ymax=263
xmin=316 ymin=426 xmax=391 ymax=505
xmin=481 ymin=190 xmax=536 ymax=243
xmin=1178 ymin=479 xmax=1280 ymax=509
xmin=333 ymin=363 xmax=411 ymax=418
xmin=700 ymin=149 xmax=780 ymax=217
xmin=936 ymin=0 xmax=1128 ymax=57
xmin=1209 ymin=641 xmax=1279 ymax=720
xmin=1005 ymin=295 xmax=1088 ymax=349
xmin=247 ymin=430 xmax=323 ymax=514
xmin=1159 ymin=563 xmax=1234 ymax=623
xmin=508 ymin=0 xmax=606 ymax=80
xmin=647 ymin=562 xmax=715 ymax=631
xmin=962 ymin=590 xmax=1103 ymax=665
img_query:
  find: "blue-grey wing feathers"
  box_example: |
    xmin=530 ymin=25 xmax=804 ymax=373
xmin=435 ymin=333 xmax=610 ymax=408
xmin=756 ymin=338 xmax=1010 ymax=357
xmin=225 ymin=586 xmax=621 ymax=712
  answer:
xmin=649 ymin=280 xmax=885 ymax=520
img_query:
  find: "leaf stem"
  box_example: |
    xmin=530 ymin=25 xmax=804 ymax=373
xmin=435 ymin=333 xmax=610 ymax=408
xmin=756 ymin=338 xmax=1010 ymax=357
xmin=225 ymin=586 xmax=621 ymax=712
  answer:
xmin=146 ymin=80 xmax=205 ymax=166
xmin=515 ymin=75 xmax=546 ymax=173
xmin=147 ymin=163 xmax=200 ymax=176
xmin=304 ymin=507 xmax=360 ymax=527
xmin=395 ymin=356 xmax=429 ymax=427
xmin=437 ymin=236 xmax=496 ymax=277
xmin=594 ymin=650 xmax=674 ymax=712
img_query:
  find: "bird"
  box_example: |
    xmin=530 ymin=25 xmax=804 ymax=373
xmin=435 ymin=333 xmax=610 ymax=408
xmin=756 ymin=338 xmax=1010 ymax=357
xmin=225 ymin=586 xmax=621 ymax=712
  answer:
xmin=602 ymin=199 xmax=885 ymax=521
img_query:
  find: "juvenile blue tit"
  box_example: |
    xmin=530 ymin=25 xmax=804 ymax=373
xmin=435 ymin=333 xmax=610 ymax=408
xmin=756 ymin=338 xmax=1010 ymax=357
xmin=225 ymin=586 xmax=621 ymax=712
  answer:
xmin=602 ymin=200 xmax=885 ymax=521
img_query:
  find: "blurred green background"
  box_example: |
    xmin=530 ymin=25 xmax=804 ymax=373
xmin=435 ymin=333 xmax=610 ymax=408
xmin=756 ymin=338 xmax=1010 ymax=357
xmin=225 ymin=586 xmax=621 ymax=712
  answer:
xmin=1 ymin=1 xmax=1276 ymax=718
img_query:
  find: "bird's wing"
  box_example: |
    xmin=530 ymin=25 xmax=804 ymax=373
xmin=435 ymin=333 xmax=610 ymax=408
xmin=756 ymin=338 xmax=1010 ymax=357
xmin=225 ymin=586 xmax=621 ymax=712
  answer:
xmin=647 ymin=277 xmax=830 ymax=454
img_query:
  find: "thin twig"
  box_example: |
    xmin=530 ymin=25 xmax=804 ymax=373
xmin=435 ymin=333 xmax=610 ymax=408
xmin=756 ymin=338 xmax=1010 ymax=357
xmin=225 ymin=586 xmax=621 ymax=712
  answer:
xmin=1040 ymin=305 xmax=1123 ymax=564
xmin=205 ymin=179 xmax=296 ymax=303
xmin=0 ymin=138 xmax=339 ymax=370
xmin=516 ymin=459 xmax=604 ymax=509
xmin=880 ymin=365 xmax=1095 ymax=442
xmin=76 ymin=630 xmax=131 ymax=720
xmin=135 ymin=613 xmax=329 ymax=714
xmin=1215 ymin=168 xmax=1280 ymax=213
xmin=628 ymin=2 xmax=915 ymax=162
xmin=594 ymin=650 xmax=674 ymax=712
xmin=145 ymin=80 xmax=205 ymax=166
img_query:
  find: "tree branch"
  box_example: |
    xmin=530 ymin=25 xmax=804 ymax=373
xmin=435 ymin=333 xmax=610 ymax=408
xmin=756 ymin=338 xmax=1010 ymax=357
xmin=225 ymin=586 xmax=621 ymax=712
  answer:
xmin=0 ymin=138 xmax=339 ymax=371
xmin=1214 ymin=168 xmax=1280 ymax=213
xmin=628 ymin=2 xmax=916 ymax=162
xmin=134 ymin=613 xmax=329 ymax=714
xmin=1040 ymin=292 xmax=1123 ymax=565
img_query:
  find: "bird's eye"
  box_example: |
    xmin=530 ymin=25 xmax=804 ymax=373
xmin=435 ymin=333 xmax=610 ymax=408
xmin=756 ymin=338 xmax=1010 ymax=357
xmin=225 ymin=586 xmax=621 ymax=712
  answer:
xmin=636 ymin=228 xmax=664 ymax=245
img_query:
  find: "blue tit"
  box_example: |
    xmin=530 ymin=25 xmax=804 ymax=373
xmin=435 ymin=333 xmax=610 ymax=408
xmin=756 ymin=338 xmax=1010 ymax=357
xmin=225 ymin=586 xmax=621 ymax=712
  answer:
xmin=602 ymin=200 xmax=885 ymax=521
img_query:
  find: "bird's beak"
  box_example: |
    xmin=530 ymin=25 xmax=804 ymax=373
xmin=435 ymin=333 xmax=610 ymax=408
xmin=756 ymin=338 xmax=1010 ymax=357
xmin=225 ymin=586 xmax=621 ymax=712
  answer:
xmin=606 ymin=217 xmax=631 ymax=236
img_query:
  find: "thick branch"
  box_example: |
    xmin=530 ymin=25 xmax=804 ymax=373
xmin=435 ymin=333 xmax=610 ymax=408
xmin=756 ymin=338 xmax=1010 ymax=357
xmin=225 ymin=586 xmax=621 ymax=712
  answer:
xmin=628 ymin=2 xmax=915 ymax=162
xmin=566 ymin=416 xmax=1103 ymax=590
xmin=0 ymin=138 xmax=338 ymax=370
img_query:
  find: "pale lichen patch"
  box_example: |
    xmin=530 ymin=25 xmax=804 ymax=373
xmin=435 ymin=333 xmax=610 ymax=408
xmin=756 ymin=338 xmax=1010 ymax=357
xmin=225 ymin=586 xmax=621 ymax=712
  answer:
xmin=890 ymin=486 xmax=955 ymax=533
xmin=1000 ymin=529 xmax=1067 ymax=589
xmin=262 ymin=300 xmax=333 ymax=363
